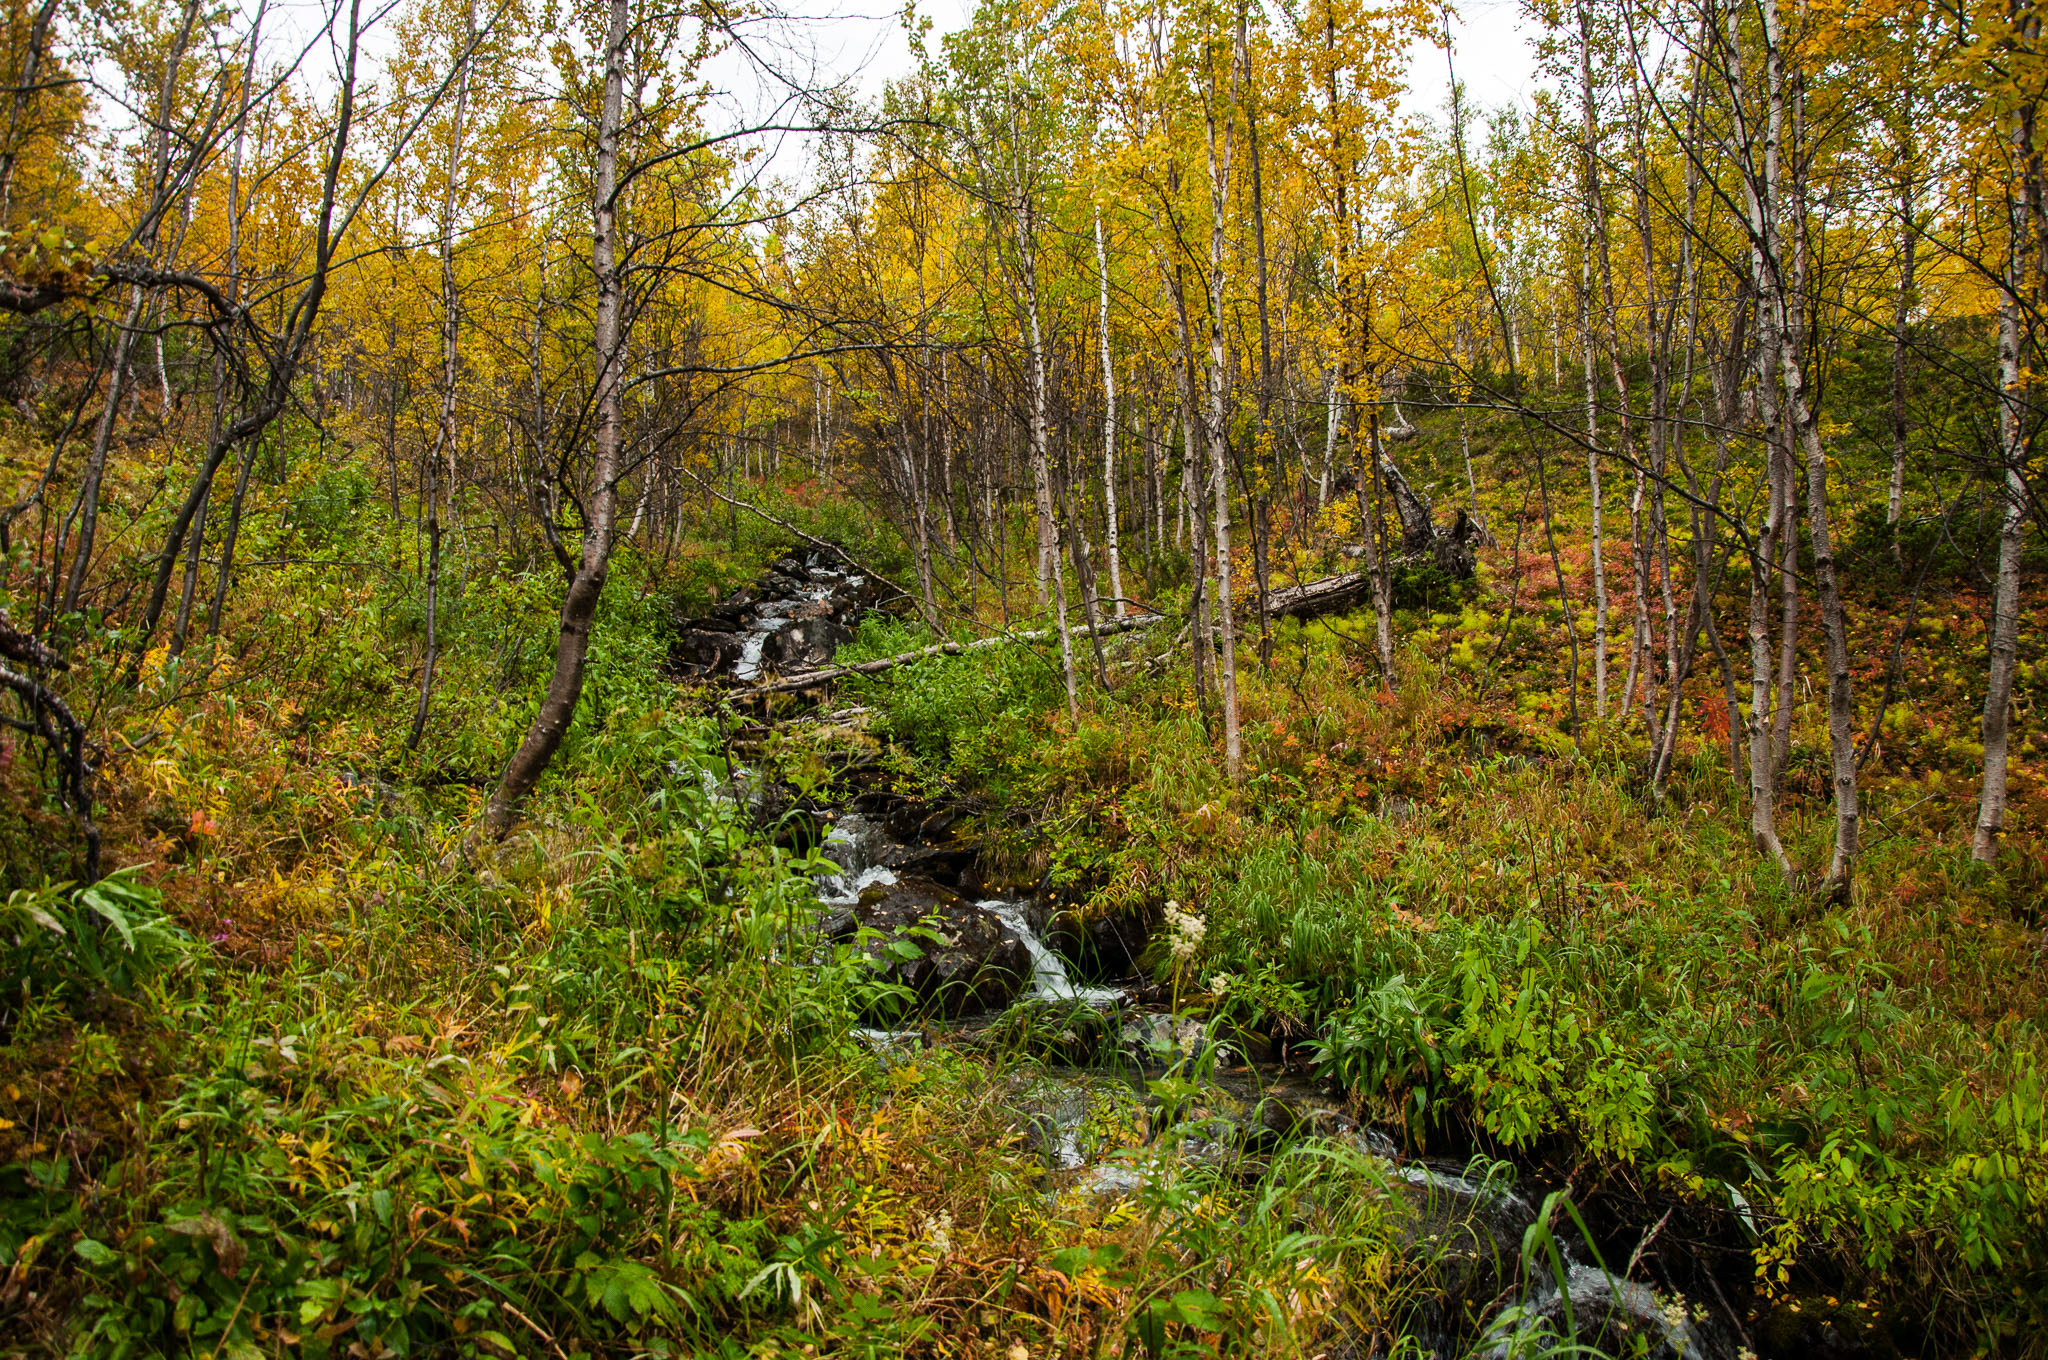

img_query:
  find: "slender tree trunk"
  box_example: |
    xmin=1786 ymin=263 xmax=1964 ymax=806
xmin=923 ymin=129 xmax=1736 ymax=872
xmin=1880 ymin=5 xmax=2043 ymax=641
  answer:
xmin=409 ymin=5 xmax=472 ymax=750
xmin=1745 ymin=498 xmax=1793 ymax=878
xmin=65 ymin=0 xmax=203 ymax=620
xmin=1789 ymin=340 xmax=1859 ymax=897
xmin=207 ymin=435 xmax=260 ymax=638
xmin=1362 ymin=402 xmax=1395 ymax=682
xmin=1204 ymin=62 xmax=1241 ymax=778
xmin=1460 ymin=408 xmax=1477 ymax=507
xmin=485 ymin=0 xmax=629 ymax=836
xmin=170 ymin=465 xmax=210 ymax=655
xmin=1765 ymin=435 xmax=1798 ymax=772
xmin=139 ymin=0 xmax=359 ymax=658
xmin=1148 ymin=404 xmax=1164 ymax=556
xmin=1246 ymin=23 xmax=1274 ymax=668
xmin=1628 ymin=100 xmax=1665 ymax=741
xmin=1174 ymin=315 xmax=1212 ymax=728
xmin=1577 ymin=0 xmax=1610 ymax=719
xmin=1021 ymin=209 xmax=1079 ymax=725
xmin=939 ymin=351 xmax=958 ymax=547
xmin=1727 ymin=13 xmax=1794 ymax=879
xmin=1063 ymin=444 xmax=1111 ymax=688
xmin=1094 ymin=208 xmax=1124 ymax=615
xmin=1975 ymin=130 xmax=2033 ymax=862
xmin=61 ymin=289 xmax=146 ymax=615
xmin=1888 ymin=135 xmax=1916 ymax=557
xmin=1759 ymin=0 xmax=1858 ymax=893
xmin=1318 ymin=368 xmax=1340 ymax=510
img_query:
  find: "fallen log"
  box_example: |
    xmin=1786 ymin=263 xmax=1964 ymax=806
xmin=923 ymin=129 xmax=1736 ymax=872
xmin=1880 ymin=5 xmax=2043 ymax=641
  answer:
xmin=1260 ymin=570 xmax=1371 ymax=619
xmin=746 ymin=563 xmax=1398 ymax=693
xmin=748 ymin=612 xmax=1165 ymax=693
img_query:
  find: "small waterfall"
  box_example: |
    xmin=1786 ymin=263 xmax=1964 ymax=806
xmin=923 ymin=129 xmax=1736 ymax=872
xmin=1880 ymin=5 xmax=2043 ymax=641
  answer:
xmin=816 ymin=812 xmax=899 ymax=906
xmin=734 ymin=628 xmax=774 ymax=681
xmin=817 ymin=866 xmax=897 ymax=907
xmin=981 ymin=900 xmax=1125 ymax=1006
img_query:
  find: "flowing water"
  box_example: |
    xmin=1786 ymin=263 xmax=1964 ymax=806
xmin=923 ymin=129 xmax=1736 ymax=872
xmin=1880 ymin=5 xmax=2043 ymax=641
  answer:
xmin=978 ymin=899 xmax=1127 ymax=1007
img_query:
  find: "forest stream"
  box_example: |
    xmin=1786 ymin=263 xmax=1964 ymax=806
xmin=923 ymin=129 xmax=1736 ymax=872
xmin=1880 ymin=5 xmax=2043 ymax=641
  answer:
xmin=670 ymin=548 xmax=1769 ymax=1360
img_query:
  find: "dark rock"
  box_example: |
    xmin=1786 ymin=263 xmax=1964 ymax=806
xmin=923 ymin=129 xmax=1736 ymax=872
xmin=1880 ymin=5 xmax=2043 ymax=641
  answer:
xmin=916 ymin=806 xmax=966 ymax=841
xmin=849 ymin=788 xmax=901 ymax=817
xmin=883 ymin=798 xmax=933 ymax=842
xmin=769 ymin=616 xmax=850 ymax=669
xmin=878 ymin=840 xmax=977 ymax=887
xmin=850 ymin=877 xmax=1029 ymax=1017
xmin=1075 ymin=903 xmax=1154 ymax=980
xmin=671 ymin=628 xmax=745 ymax=674
xmin=1046 ymin=909 xmax=1085 ymax=960
xmin=1389 ymin=1159 xmax=1549 ymax=1342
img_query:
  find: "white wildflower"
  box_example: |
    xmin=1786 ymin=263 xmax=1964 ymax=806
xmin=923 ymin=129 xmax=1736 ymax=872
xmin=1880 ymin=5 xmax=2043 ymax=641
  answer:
xmin=1161 ymin=900 xmax=1206 ymax=963
xmin=921 ymin=1210 xmax=953 ymax=1256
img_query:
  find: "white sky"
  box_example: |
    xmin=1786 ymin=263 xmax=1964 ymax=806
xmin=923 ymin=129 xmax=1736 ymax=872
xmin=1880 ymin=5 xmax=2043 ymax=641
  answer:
xmin=799 ymin=0 xmax=1547 ymax=122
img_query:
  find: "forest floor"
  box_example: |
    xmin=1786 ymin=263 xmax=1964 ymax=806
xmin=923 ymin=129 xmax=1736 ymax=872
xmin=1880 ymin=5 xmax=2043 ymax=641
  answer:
xmin=2 ymin=467 xmax=2045 ymax=1359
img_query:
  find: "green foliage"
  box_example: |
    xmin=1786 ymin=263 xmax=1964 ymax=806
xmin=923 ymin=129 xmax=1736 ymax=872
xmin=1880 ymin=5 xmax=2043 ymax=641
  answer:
xmin=840 ymin=615 xmax=1063 ymax=793
xmin=1310 ymin=972 xmax=1461 ymax=1137
xmin=1 ymin=873 xmax=194 ymax=1033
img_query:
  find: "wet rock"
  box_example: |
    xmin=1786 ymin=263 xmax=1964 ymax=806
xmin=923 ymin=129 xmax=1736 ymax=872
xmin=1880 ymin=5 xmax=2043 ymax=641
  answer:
xmin=670 ymin=628 xmax=745 ymax=675
xmin=1122 ymin=1011 xmax=1209 ymax=1069
xmin=769 ymin=615 xmax=851 ymax=669
xmin=847 ymin=876 xmax=1029 ymax=1017
xmin=1482 ymin=1265 xmax=1729 ymax=1360
xmin=882 ymin=797 xmax=935 ymax=843
xmin=1046 ymin=908 xmax=1086 ymax=959
xmin=917 ymin=806 xmax=967 ymax=841
xmin=879 ymin=840 xmax=978 ymax=888
xmin=668 ymin=544 xmax=882 ymax=684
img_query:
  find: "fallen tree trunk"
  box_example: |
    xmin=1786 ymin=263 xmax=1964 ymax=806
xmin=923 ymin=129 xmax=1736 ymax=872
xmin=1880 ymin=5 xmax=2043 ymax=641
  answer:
xmin=748 ymin=564 xmax=1397 ymax=694
xmin=1260 ymin=570 xmax=1372 ymax=619
xmin=749 ymin=612 xmax=1164 ymax=693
